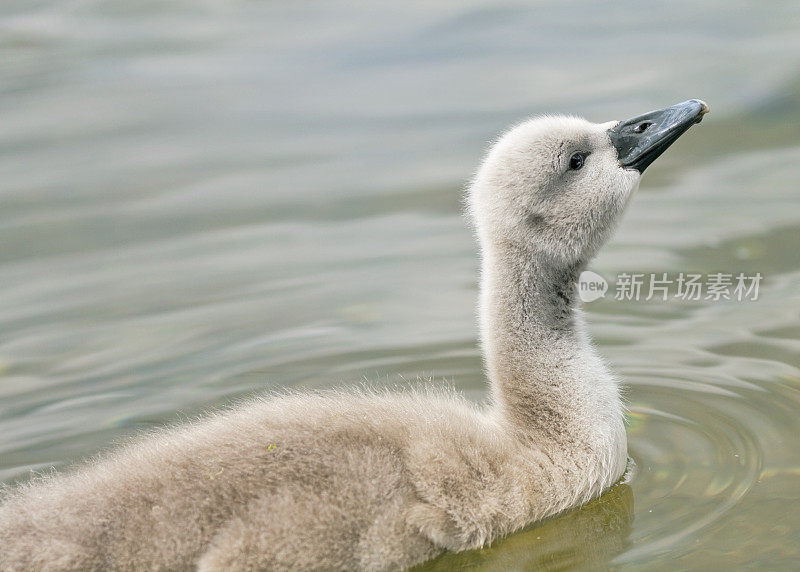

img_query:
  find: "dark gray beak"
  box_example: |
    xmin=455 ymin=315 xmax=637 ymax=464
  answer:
xmin=607 ymin=99 xmax=709 ymax=173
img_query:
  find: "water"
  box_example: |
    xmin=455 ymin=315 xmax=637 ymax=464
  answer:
xmin=2 ymin=1 xmax=799 ymax=569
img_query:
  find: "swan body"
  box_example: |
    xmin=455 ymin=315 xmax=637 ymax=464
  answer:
xmin=0 ymin=100 xmax=708 ymax=571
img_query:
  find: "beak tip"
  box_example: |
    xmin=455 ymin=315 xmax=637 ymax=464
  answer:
xmin=691 ymin=99 xmax=710 ymax=115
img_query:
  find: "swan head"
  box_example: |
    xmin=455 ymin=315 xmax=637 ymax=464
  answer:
xmin=468 ymin=100 xmax=709 ymax=267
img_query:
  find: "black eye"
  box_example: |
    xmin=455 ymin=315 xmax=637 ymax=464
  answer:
xmin=569 ymin=152 xmax=586 ymax=170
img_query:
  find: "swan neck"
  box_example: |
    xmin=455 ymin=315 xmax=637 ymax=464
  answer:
xmin=479 ymin=240 xmax=622 ymax=442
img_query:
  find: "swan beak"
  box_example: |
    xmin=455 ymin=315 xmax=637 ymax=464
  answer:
xmin=607 ymin=99 xmax=709 ymax=173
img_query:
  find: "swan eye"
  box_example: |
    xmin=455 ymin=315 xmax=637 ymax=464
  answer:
xmin=568 ymin=152 xmax=586 ymax=170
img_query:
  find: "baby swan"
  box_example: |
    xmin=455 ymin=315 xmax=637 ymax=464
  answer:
xmin=0 ymin=100 xmax=708 ymax=571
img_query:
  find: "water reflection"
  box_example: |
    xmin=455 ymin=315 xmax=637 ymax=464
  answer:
xmin=416 ymin=483 xmax=634 ymax=571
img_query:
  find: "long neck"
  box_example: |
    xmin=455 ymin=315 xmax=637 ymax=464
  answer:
xmin=479 ymin=240 xmax=624 ymax=446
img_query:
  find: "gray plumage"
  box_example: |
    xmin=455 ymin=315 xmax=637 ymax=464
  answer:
xmin=0 ymin=115 xmax=636 ymax=571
